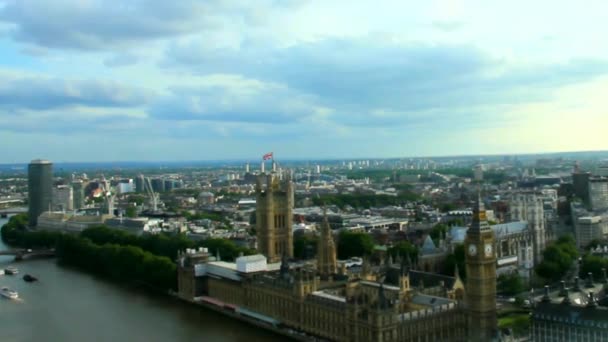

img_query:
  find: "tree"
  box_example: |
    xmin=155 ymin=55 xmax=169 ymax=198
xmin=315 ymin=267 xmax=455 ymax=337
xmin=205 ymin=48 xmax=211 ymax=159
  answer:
xmin=429 ymin=224 xmax=449 ymax=245
xmin=293 ymin=234 xmax=317 ymax=260
xmin=535 ymin=236 xmax=578 ymax=281
xmin=337 ymin=230 xmax=374 ymax=259
xmin=498 ymin=273 xmax=525 ymax=295
xmin=580 ymin=254 xmax=608 ymax=279
xmin=442 ymin=244 xmax=466 ymax=279
xmin=388 ymin=241 xmax=418 ymax=263
xmin=125 ymin=206 xmax=137 ymax=218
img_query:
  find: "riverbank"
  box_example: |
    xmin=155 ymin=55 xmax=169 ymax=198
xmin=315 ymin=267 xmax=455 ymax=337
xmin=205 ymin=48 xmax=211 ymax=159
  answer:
xmin=173 ymin=294 xmax=312 ymax=342
xmin=0 ymin=216 xmax=283 ymax=342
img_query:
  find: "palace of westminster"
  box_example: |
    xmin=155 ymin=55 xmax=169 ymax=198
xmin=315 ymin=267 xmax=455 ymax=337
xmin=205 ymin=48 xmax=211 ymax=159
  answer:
xmin=177 ymin=172 xmax=498 ymax=341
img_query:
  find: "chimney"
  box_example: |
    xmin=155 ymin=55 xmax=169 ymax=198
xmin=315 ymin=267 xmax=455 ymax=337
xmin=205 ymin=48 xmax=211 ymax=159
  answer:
xmin=585 ymin=272 xmax=595 ymax=288
xmin=541 ymin=285 xmax=551 ymax=303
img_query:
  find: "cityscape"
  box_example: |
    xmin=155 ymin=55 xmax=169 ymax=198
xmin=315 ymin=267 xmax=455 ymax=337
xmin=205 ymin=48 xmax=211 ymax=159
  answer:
xmin=2 ymin=152 xmax=608 ymax=341
xmin=2 ymin=1 xmax=608 ymax=342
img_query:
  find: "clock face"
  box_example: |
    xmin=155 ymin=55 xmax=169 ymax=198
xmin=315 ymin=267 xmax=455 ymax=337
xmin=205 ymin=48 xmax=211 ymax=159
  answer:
xmin=484 ymin=243 xmax=493 ymax=257
xmin=468 ymin=244 xmax=477 ymax=256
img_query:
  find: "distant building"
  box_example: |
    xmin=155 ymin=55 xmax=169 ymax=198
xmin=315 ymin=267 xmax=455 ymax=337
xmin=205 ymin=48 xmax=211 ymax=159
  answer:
xmin=164 ymin=179 xmax=175 ymax=192
xmin=37 ymin=211 xmax=111 ymax=232
xmin=572 ymin=170 xmax=591 ymax=204
xmin=151 ymin=178 xmax=165 ymax=193
xmin=52 ymin=185 xmax=73 ymax=211
xmin=135 ymin=175 xmax=146 ymax=193
xmin=116 ymin=180 xmax=135 ymax=194
xmin=588 ymin=177 xmax=608 ymax=211
xmin=575 ymin=216 xmax=607 ymax=249
xmin=198 ymin=192 xmax=215 ymax=206
xmin=28 ymin=159 xmax=53 ymax=227
xmin=72 ymin=180 xmax=85 ymax=210
xmin=473 ymin=165 xmax=484 ymax=181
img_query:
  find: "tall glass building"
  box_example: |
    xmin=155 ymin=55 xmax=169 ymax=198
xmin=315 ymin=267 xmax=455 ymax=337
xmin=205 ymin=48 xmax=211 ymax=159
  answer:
xmin=28 ymin=159 xmax=53 ymax=227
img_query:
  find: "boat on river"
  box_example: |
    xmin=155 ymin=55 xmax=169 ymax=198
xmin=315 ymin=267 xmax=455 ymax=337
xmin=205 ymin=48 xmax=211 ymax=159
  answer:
xmin=1 ymin=287 xmax=19 ymax=299
xmin=4 ymin=266 xmax=19 ymax=275
xmin=23 ymin=274 xmax=38 ymax=282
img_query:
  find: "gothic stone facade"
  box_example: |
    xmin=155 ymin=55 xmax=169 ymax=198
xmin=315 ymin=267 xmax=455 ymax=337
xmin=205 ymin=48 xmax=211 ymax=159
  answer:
xmin=256 ymin=173 xmax=294 ymax=263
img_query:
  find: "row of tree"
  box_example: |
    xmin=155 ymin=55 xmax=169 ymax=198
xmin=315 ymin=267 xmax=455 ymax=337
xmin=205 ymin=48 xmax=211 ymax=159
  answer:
xmin=312 ymin=192 xmax=419 ymax=210
xmin=1 ymin=214 xmax=255 ymax=292
xmin=1 ymin=214 xmax=177 ymax=291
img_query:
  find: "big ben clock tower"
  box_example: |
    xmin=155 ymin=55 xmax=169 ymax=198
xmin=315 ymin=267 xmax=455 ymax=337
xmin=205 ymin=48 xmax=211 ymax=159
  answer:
xmin=465 ymin=194 xmax=497 ymax=341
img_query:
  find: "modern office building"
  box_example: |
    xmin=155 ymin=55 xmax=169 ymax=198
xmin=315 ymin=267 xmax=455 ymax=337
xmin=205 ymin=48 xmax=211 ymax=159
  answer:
xmin=588 ymin=177 xmax=608 ymax=211
xmin=150 ymin=178 xmax=165 ymax=193
xmin=72 ymin=180 xmax=85 ymax=210
xmin=572 ymin=170 xmax=591 ymax=204
xmin=52 ymin=185 xmax=73 ymax=211
xmin=575 ymin=216 xmax=607 ymax=248
xmin=28 ymin=159 xmax=53 ymax=227
xmin=135 ymin=174 xmax=146 ymax=193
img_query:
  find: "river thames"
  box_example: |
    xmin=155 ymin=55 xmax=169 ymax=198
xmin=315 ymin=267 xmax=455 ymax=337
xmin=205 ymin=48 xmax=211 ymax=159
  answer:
xmin=0 ymin=217 xmax=280 ymax=342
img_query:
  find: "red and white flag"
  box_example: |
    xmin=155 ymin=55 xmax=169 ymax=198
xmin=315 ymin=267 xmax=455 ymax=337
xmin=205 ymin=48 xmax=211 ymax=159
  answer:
xmin=263 ymin=152 xmax=273 ymax=160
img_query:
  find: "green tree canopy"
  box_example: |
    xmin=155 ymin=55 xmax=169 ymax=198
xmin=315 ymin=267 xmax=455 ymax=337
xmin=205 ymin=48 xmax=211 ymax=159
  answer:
xmin=442 ymin=244 xmax=466 ymax=280
xmin=497 ymin=273 xmax=526 ymax=296
xmin=388 ymin=241 xmax=418 ymax=263
xmin=535 ymin=235 xmax=578 ymax=281
xmin=337 ymin=230 xmax=374 ymax=259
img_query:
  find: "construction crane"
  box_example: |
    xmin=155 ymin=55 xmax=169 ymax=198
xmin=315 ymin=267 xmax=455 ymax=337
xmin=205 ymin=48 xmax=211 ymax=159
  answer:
xmin=144 ymin=177 xmax=159 ymax=212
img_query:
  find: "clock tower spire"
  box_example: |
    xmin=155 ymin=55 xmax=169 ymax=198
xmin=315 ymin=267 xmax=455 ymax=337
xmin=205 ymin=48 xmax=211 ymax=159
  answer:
xmin=465 ymin=193 xmax=497 ymax=341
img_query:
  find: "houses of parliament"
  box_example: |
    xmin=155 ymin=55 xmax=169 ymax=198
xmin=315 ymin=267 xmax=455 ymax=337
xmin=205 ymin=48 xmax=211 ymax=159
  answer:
xmin=177 ymin=172 xmax=498 ymax=341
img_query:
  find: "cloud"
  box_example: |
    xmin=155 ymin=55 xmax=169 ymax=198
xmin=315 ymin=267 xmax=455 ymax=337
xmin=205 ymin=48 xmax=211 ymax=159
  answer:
xmin=104 ymin=53 xmax=139 ymax=67
xmin=0 ymin=73 xmax=153 ymax=110
xmin=149 ymin=75 xmax=330 ymax=124
xmin=0 ymin=0 xmax=301 ymax=50
xmin=163 ymin=38 xmax=608 ymax=127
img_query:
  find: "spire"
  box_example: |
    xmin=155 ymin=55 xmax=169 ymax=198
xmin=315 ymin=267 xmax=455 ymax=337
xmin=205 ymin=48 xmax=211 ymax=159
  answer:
xmin=395 ymin=252 xmax=402 ymax=265
xmin=585 ymin=272 xmax=595 ymax=288
xmin=469 ymin=192 xmax=491 ymax=233
xmin=454 ymin=264 xmax=462 ymax=281
xmin=587 ymin=292 xmax=597 ymax=308
xmin=541 ymin=285 xmax=551 ymax=303
xmin=400 ymin=255 xmax=409 ymax=276
xmin=280 ymin=253 xmax=289 ymax=279
xmin=561 ymin=287 xmax=571 ymax=305
xmin=558 ymin=280 xmax=568 ymax=297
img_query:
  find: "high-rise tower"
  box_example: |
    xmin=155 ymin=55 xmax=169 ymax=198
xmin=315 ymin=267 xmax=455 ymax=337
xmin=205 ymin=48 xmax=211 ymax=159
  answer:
xmin=28 ymin=159 xmax=53 ymax=227
xmin=255 ymin=172 xmax=294 ymax=263
xmin=465 ymin=194 xmax=497 ymax=341
xmin=316 ymin=210 xmax=337 ymax=278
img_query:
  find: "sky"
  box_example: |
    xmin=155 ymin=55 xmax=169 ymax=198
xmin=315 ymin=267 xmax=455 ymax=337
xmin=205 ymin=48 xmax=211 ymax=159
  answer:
xmin=1 ymin=0 xmax=607 ymax=163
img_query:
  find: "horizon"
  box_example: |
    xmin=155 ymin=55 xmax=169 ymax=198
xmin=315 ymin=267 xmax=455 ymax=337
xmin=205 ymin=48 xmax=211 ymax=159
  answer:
xmin=1 ymin=148 xmax=607 ymax=167
xmin=1 ymin=1 xmax=608 ymax=162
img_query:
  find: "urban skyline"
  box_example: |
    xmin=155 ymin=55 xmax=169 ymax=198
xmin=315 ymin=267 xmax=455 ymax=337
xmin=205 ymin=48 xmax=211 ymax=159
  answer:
xmin=1 ymin=1 xmax=608 ymax=163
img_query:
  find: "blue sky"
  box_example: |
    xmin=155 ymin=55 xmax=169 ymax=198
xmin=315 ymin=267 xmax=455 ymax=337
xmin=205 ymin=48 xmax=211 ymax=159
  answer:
xmin=1 ymin=0 xmax=607 ymax=163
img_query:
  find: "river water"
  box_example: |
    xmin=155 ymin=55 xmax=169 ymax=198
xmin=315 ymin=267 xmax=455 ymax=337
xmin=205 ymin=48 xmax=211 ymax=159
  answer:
xmin=0 ymin=217 xmax=280 ymax=342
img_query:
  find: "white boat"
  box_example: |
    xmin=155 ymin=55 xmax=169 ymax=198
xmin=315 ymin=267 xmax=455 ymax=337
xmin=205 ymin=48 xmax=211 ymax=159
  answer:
xmin=1 ymin=287 xmax=19 ymax=299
